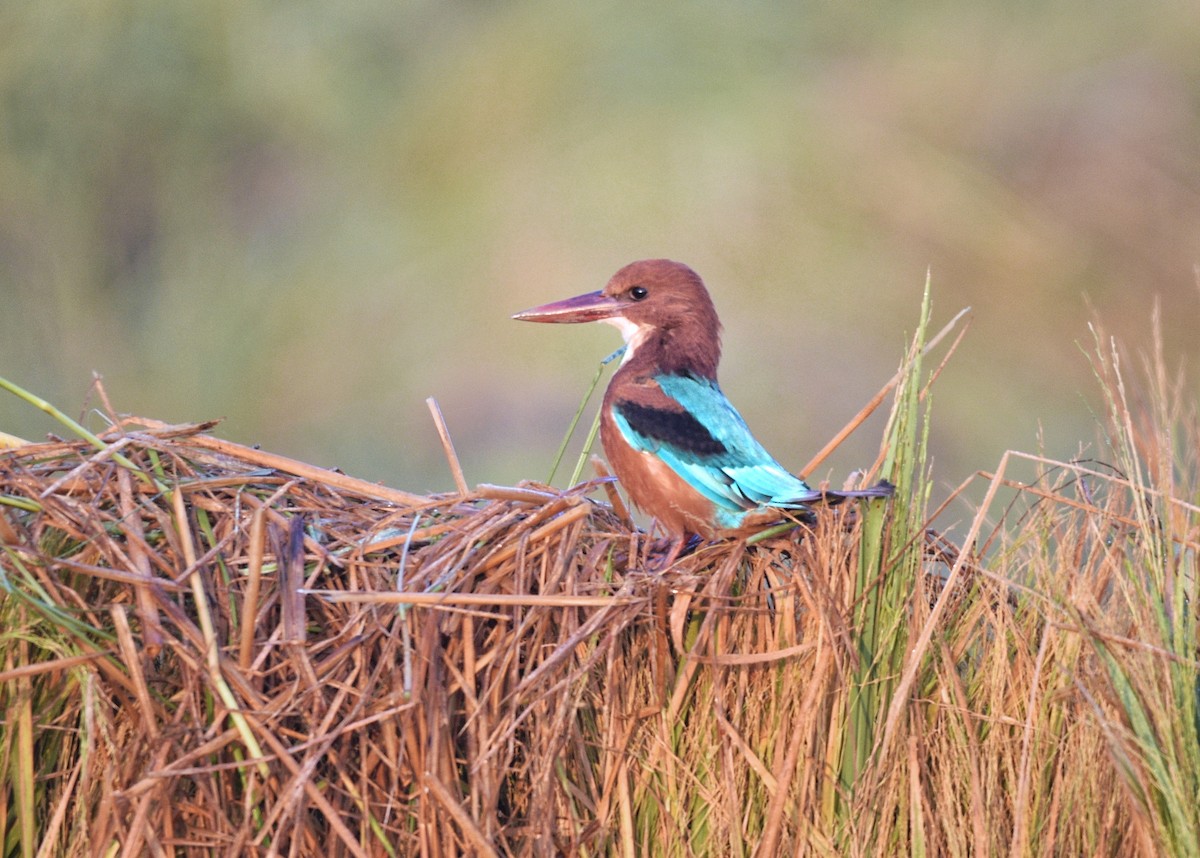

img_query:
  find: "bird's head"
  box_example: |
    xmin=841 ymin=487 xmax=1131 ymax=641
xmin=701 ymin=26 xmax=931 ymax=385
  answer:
xmin=513 ymin=259 xmax=722 ymax=377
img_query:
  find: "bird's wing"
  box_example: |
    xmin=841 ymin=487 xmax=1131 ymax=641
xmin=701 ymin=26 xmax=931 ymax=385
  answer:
xmin=610 ymin=374 xmax=823 ymax=513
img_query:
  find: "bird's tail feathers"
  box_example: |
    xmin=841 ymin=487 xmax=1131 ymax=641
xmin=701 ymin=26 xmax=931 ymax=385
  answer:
xmin=820 ymin=479 xmax=895 ymax=505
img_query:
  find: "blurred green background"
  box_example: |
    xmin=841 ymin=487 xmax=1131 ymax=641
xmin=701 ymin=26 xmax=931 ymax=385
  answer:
xmin=2 ymin=2 xmax=1198 ymax=504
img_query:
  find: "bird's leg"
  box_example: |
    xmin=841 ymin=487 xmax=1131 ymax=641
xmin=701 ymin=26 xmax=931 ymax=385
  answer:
xmin=652 ymin=533 xmax=701 ymax=571
xmin=655 ymin=535 xmax=685 ymax=571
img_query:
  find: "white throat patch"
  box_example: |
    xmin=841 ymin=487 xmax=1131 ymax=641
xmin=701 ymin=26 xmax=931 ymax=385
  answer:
xmin=601 ymin=316 xmax=652 ymax=366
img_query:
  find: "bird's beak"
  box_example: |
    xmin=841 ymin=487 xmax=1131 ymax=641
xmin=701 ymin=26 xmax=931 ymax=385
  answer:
xmin=512 ymin=290 xmax=625 ymax=324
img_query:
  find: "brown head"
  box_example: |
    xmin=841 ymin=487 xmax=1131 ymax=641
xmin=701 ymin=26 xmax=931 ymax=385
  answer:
xmin=512 ymin=259 xmax=723 ymax=378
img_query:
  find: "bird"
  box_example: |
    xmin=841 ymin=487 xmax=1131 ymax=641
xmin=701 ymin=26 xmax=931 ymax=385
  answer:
xmin=513 ymin=259 xmax=893 ymax=542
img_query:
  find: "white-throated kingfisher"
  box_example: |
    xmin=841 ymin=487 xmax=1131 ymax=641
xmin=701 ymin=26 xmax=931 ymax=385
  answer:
xmin=514 ymin=259 xmax=893 ymax=540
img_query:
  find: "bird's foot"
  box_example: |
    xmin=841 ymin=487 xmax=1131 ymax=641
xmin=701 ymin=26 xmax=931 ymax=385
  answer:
xmin=649 ymin=534 xmax=701 ymax=571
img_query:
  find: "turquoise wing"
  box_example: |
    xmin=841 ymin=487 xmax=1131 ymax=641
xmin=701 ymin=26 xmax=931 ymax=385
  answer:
xmin=611 ymin=374 xmax=821 ymax=517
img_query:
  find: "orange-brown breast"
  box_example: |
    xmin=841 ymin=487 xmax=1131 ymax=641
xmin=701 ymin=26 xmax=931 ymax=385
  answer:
xmin=600 ymin=409 xmax=721 ymax=537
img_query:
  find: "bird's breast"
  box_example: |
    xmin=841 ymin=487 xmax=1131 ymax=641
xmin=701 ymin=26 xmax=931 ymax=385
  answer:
xmin=600 ymin=411 xmax=722 ymax=537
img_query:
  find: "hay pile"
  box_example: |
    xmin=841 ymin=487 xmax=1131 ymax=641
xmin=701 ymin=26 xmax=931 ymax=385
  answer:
xmin=1 ymin=416 xmax=929 ymax=856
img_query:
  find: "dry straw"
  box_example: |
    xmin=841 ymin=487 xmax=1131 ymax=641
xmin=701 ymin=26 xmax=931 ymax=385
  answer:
xmin=1 ymin=295 xmax=1198 ymax=856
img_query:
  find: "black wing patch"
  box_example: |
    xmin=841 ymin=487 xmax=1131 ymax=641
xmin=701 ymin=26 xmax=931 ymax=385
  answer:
xmin=615 ymin=399 xmax=728 ymax=458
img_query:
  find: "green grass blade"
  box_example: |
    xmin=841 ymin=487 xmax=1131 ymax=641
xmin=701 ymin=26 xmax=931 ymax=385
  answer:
xmin=547 ymin=347 xmax=624 ymax=486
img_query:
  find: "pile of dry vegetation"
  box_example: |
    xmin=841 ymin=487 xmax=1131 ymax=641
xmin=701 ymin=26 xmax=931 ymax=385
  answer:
xmin=0 ymin=415 xmax=933 ymax=855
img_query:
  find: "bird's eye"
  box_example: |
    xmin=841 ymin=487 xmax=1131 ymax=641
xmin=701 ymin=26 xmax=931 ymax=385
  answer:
xmin=629 ymin=286 xmax=649 ymax=301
